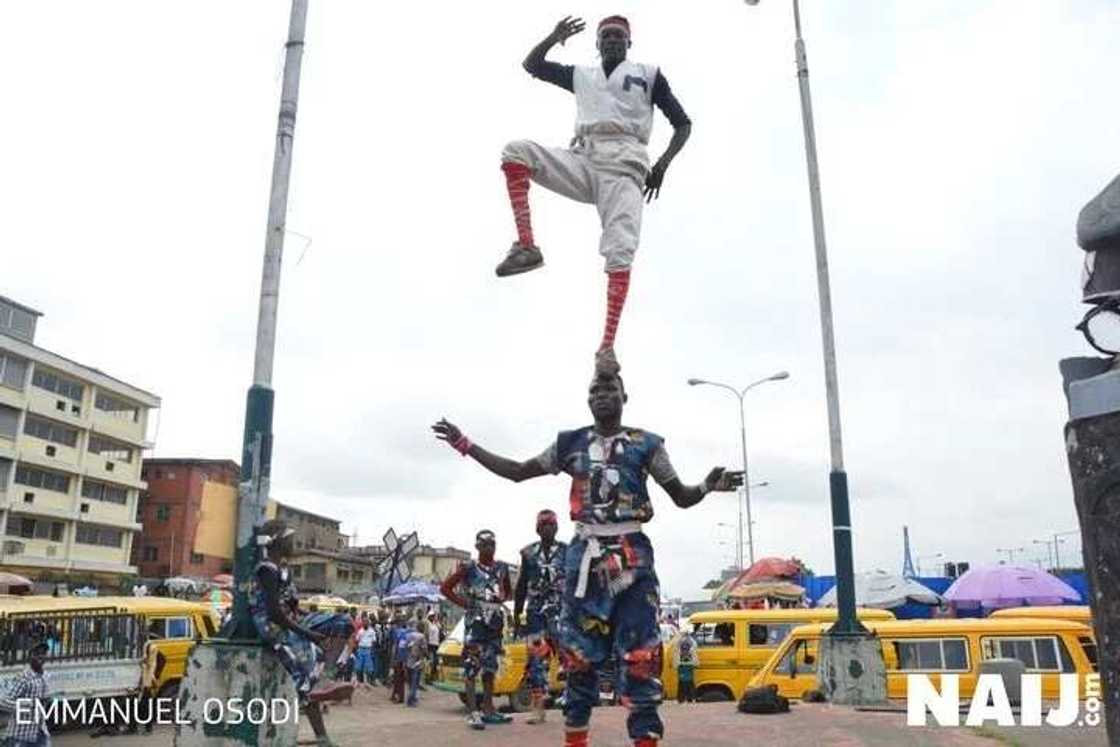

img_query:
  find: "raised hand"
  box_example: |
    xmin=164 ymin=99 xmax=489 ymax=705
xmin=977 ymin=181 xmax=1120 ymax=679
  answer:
xmin=551 ymin=16 xmax=586 ymax=46
xmin=705 ymin=467 xmax=745 ymax=493
xmin=431 ymin=418 xmax=462 ymax=445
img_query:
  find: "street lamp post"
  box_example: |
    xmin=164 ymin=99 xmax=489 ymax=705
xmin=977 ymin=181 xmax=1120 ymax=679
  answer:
xmin=688 ymin=372 xmax=789 ymax=569
xmin=996 ymin=547 xmax=1026 ymax=565
xmin=1052 ymin=531 xmax=1079 ymax=572
xmin=743 ymin=0 xmax=884 ymax=705
xmin=1032 ymin=539 xmax=1055 ymax=569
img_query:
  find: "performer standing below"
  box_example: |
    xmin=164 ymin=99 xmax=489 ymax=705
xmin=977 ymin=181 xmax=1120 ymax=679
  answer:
xmin=432 ymin=374 xmax=742 ymax=747
xmin=440 ymin=530 xmax=514 ymax=731
xmin=514 ymin=509 xmax=568 ymax=725
xmin=496 ymin=15 xmax=692 ymax=376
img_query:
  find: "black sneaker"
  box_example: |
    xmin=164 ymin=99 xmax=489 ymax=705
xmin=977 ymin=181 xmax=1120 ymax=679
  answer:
xmin=495 ymin=242 xmax=544 ymax=277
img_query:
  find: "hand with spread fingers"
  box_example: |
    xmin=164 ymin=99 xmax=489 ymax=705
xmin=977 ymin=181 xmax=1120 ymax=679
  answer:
xmin=431 ymin=418 xmax=462 ymax=445
xmin=704 ymin=468 xmax=745 ymax=493
xmin=551 ymin=16 xmax=586 ymax=45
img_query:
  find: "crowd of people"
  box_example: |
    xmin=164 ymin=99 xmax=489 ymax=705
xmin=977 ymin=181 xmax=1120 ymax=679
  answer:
xmin=334 ymin=607 xmax=444 ymax=708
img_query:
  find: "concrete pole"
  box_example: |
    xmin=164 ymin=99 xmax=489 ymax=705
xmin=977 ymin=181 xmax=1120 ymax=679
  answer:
xmin=228 ymin=0 xmax=308 ymax=639
xmin=790 ymin=0 xmax=861 ymax=638
xmin=737 ymin=399 xmax=754 ymax=567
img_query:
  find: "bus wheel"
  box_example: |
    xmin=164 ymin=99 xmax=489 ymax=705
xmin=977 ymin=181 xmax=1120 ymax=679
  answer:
xmin=696 ymin=685 xmax=733 ymax=703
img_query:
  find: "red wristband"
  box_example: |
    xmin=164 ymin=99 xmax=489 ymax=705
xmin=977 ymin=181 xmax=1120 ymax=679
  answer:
xmin=452 ymin=435 xmax=472 ymax=456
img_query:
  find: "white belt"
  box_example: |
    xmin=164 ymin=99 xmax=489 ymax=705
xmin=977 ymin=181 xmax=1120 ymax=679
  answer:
xmin=573 ymin=522 xmax=642 ymax=599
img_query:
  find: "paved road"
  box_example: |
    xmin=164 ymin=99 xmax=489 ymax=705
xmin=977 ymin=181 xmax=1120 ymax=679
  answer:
xmin=50 ymin=685 xmax=1108 ymax=746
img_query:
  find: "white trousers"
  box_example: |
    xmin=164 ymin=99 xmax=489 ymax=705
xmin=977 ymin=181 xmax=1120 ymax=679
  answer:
xmin=502 ymin=138 xmax=646 ymax=272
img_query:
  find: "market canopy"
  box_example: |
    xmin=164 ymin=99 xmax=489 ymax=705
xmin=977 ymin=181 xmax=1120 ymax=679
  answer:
xmin=382 ymin=580 xmax=443 ymax=605
xmin=727 ymin=580 xmax=805 ymax=602
xmin=0 ymin=572 xmax=33 ymax=594
xmin=944 ymin=565 xmax=1081 ymax=610
xmin=712 ymin=557 xmax=806 ymax=600
xmin=817 ymin=570 xmax=941 ymax=609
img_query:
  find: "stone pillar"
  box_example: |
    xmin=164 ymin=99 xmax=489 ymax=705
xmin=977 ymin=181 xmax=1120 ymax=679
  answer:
xmin=1062 ymin=386 xmax=1120 ymax=742
xmin=174 ymin=641 xmax=299 ymax=746
xmin=817 ymin=632 xmax=888 ymax=705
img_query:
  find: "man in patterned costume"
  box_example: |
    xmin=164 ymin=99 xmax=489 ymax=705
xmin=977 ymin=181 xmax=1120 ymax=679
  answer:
xmin=249 ymin=519 xmax=333 ymax=745
xmin=440 ymin=530 xmax=514 ymax=730
xmin=432 ymin=374 xmax=742 ymax=747
xmin=514 ymin=509 xmax=568 ymax=724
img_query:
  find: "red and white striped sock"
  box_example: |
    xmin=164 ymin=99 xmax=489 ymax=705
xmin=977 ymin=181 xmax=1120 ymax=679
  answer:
xmin=501 ymin=161 xmax=534 ymax=248
xmin=599 ymin=269 xmax=631 ymax=351
xmin=565 ymin=728 xmax=590 ymax=747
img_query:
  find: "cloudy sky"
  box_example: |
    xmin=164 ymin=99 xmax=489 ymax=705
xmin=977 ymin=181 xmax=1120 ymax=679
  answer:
xmin=3 ymin=1 xmax=1115 ymax=598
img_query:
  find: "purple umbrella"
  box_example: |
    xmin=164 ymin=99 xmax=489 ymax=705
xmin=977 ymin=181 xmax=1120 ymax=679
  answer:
xmin=944 ymin=565 xmax=1081 ymax=610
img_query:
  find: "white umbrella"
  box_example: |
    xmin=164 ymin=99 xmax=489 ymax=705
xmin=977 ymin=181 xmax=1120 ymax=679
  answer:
xmin=817 ymin=569 xmax=941 ymax=609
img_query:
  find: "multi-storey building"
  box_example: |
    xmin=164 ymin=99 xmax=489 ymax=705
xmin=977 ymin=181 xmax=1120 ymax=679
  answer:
xmin=133 ymin=458 xmax=240 ymax=579
xmin=0 ymin=295 xmax=160 ymax=589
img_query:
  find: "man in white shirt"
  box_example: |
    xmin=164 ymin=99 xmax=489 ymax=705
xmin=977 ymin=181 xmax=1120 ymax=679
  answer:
xmin=496 ymin=15 xmax=692 ymax=377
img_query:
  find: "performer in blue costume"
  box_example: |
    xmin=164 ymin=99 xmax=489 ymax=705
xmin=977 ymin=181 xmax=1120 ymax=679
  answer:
xmin=433 ymin=373 xmax=743 ymax=747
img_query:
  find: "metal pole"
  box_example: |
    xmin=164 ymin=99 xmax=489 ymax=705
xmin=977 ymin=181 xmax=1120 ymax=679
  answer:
xmin=1053 ymin=535 xmax=1061 ymax=571
xmin=228 ymin=0 xmax=309 ymax=638
xmin=790 ymin=0 xmax=860 ymax=635
xmin=738 ymin=396 xmax=754 ymax=566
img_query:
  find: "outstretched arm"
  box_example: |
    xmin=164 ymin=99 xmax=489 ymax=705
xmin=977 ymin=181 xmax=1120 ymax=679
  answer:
xmin=659 ymin=467 xmax=743 ymax=509
xmin=648 ymin=442 xmax=743 ymax=508
xmin=523 ymin=16 xmax=585 ymax=76
xmin=432 ymin=418 xmax=549 ymax=483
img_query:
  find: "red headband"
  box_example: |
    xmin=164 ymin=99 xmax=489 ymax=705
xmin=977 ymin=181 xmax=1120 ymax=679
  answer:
xmin=598 ymin=15 xmax=630 ymax=38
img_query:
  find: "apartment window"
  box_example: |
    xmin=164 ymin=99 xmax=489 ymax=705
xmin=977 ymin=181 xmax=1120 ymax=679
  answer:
xmin=0 ymin=405 xmax=19 ymax=440
xmin=142 ymin=546 xmax=158 ymax=562
xmin=0 ymin=353 xmax=29 ymax=391
xmin=81 ymin=479 xmax=128 ymax=505
xmin=0 ymin=303 xmax=36 ymax=342
xmin=0 ymin=458 xmax=11 ymax=487
xmin=337 ymin=569 xmax=350 ymax=581
xmin=290 ymin=565 xmax=302 ymax=578
xmin=5 ymin=514 xmax=64 ymax=542
xmin=190 ymin=552 xmax=204 ymax=564
xmin=23 ymin=415 xmax=79 ymax=447
xmin=88 ymin=434 xmax=133 ymax=463
xmin=351 ymin=571 xmax=363 ymax=583
xmin=155 ymin=505 xmax=171 ymax=522
xmin=14 ymin=465 xmax=70 ymax=494
xmin=31 ymin=368 xmax=83 ymax=401
xmin=94 ymin=393 xmax=139 ymax=422
xmin=75 ymin=523 xmax=123 ymax=548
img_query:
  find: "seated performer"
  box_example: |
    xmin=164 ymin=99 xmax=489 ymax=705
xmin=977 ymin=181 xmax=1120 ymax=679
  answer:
xmin=432 ymin=374 xmax=742 ymax=747
xmin=496 ymin=15 xmax=692 ymax=376
xmin=250 ymin=519 xmax=335 ymax=747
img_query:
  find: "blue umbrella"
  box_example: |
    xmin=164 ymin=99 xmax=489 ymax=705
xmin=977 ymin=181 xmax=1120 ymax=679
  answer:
xmin=383 ymin=580 xmax=443 ymax=605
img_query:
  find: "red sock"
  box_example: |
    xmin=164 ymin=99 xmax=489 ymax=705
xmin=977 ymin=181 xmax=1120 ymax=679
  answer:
xmin=599 ymin=269 xmax=631 ymax=351
xmin=501 ymin=161 xmax=534 ymax=248
xmin=633 ymin=739 xmax=658 ymax=747
xmin=565 ymin=729 xmax=590 ymax=747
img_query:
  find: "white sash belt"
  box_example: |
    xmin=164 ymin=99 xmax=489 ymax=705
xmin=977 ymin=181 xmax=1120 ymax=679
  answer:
xmin=573 ymin=522 xmax=642 ymax=599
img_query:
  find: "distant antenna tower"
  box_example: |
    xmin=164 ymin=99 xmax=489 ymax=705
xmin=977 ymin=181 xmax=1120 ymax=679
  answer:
xmin=902 ymin=525 xmax=917 ymax=578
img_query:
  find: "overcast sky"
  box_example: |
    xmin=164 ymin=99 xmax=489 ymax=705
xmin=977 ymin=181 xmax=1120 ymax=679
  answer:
xmin=3 ymin=1 xmax=1116 ymax=598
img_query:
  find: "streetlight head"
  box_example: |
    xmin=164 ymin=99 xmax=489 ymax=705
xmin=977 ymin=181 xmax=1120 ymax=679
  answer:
xmin=771 ymin=371 xmax=791 ymax=381
xmin=687 ymin=378 xmax=705 ymax=386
